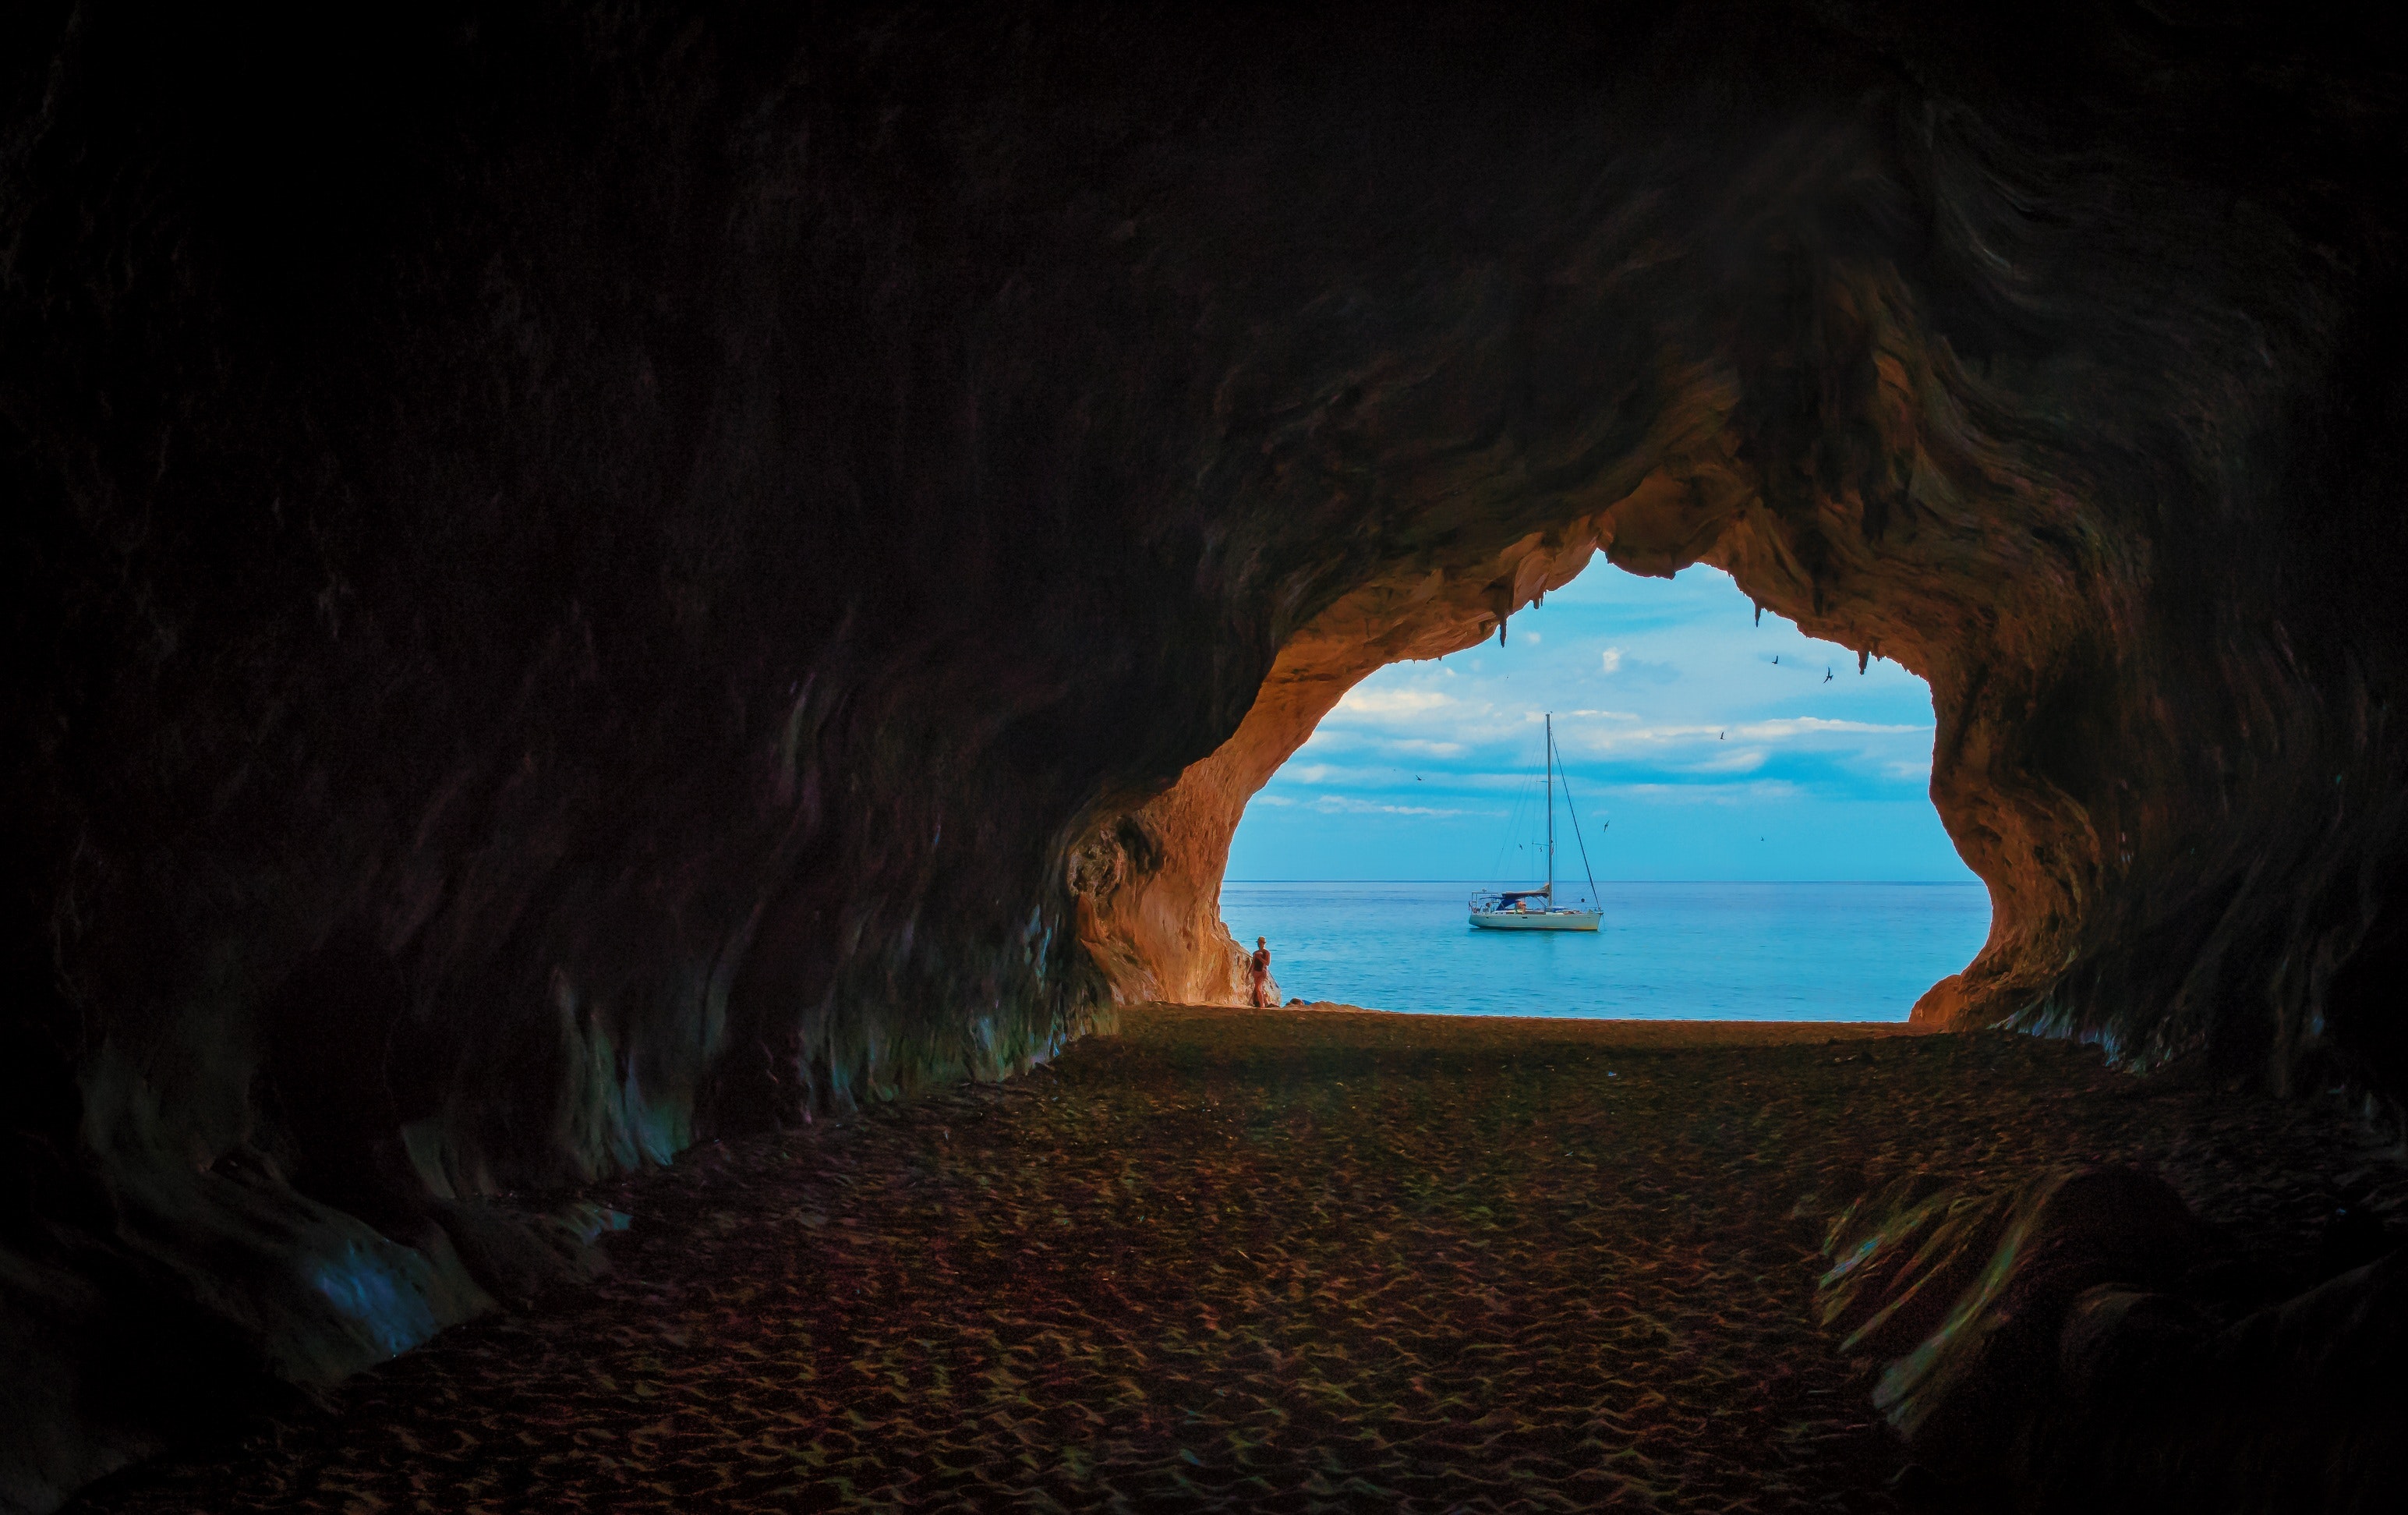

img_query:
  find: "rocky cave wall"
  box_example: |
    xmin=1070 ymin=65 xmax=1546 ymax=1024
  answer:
xmin=5 ymin=2 xmax=2407 ymax=1508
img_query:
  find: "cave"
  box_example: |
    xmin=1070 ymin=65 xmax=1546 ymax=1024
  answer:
xmin=6 ymin=2 xmax=2406 ymax=1510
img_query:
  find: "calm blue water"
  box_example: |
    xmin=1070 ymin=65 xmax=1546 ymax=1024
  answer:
xmin=1219 ymin=881 xmax=1992 ymax=1021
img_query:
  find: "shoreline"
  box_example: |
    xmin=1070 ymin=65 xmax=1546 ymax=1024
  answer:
xmin=1259 ymin=999 xmax=1929 ymax=1042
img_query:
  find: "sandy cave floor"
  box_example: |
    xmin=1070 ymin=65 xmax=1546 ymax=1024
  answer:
xmin=76 ymin=1006 xmax=2403 ymax=1514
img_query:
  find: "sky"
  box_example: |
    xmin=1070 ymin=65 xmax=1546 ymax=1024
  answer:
xmin=1224 ymin=563 xmax=1981 ymax=884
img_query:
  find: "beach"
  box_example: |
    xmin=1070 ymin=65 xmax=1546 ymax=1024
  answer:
xmin=79 ymin=1007 xmax=2395 ymax=1513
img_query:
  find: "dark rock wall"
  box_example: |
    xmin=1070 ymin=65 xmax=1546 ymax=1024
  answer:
xmin=1818 ymin=1166 xmax=2408 ymax=1510
xmin=5 ymin=1 xmax=2406 ymax=1506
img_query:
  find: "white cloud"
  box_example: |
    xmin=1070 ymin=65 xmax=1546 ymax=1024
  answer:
xmin=1561 ymin=723 xmax=1720 ymax=752
xmin=1681 ymin=748 xmax=1770 ymax=773
xmin=1259 ymin=761 xmax=1462 ymax=791
xmin=1335 ymin=687 xmax=1452 ymax=717
xmin=1310 ymin=795 xmax=1496 ymax=818
xmin=1552 ymin=716 xmax=1932 ymax=757
xmin=1734 ymin=717 xmax=1926 ymax=738
xmin=1448 ymin=770 xmax=1564 ymax=791
xmin=1604 ymin=780 xmax=1806 ymax=805
xmin=1228 ymin=559 xmax=1972 ymax=880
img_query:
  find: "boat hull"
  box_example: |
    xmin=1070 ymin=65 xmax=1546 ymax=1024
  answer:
xmin=1469 ymin=909 xmax=1600 ymax=931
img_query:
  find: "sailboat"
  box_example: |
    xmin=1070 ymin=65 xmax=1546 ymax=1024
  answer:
xmin=1469 ymin=713 xmax=1603 ymax=931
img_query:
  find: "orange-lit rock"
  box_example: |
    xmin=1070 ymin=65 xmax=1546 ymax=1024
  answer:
xmin=1074 ymin=533 xmax=1605 ymax=1005
xmin=1073 ymin=294 xmax=2304 ymax=1061
xmin=6 ymin=2 xmax=2408 ymax=1506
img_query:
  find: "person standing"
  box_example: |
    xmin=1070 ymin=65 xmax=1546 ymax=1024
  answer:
xmin=1249 ymin=936 xmax=1273 ymax=1007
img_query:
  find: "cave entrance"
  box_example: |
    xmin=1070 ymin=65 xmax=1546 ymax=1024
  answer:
xmin=1217 ymin=562 xmax=1989 ymax=1018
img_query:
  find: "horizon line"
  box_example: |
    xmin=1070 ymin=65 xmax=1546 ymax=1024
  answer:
xmin=1222 ymin=877 xmax=1985 ymax=886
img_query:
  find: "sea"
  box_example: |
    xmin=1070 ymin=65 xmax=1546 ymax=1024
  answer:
xmin=1218 ymin=880 xmax=1992 ymax=1021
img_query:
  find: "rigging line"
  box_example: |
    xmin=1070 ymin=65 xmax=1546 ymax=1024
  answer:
xmin=1558 ymin=762 xmax=1602 ymax=902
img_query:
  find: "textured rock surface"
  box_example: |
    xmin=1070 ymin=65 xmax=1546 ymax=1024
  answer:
xmin=1830 ymin=1167 xmax=2208 ymax=1476
xmin=1817 ymin=1166 xmax=2408 ymax=1510
xmin=6 ymin=0 xmax=2408 ymax=1507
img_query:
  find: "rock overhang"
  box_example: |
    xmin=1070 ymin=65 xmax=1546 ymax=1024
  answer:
xmin=5 ymin=1 xmax=2408 ymax=1507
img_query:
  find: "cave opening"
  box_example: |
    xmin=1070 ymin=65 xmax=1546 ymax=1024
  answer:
xmin=11 ymin=2 xmax=2408 ymax=1509
xmin=1216 ymin=561 xmax=1990 ymax=1017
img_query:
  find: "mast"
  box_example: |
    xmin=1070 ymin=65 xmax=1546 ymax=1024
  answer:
xmin=1544 ymin=713 xmax=1555 ymax=897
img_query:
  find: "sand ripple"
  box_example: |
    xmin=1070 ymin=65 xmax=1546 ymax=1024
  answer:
xmin=78 ymin=1008 xmax=2392 ymax=1513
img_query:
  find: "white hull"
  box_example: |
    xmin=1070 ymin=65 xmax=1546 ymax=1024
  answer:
xmin=1469 ymin=909 xmax=1600 ymax=931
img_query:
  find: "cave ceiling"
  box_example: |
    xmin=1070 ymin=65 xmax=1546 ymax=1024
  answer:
xmin=5 ymin=1 xmax=2407 ymax=1504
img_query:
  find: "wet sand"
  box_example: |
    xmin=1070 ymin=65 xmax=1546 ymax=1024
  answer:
xmin=79 ymin=1006 xmax=2397 ymax=1513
